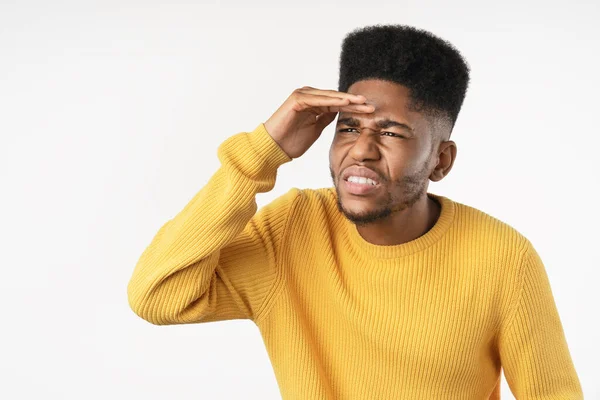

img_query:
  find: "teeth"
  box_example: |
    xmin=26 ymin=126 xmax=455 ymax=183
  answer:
xmin=347 ymin=176 xmax=377 ymax=185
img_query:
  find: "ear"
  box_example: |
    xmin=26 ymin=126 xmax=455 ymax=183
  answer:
xmin=430 ymin=140 xmax=457 ymax=182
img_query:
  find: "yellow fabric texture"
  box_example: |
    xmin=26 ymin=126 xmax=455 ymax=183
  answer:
xmin=127 ymin=123 xmax=583 ymax=399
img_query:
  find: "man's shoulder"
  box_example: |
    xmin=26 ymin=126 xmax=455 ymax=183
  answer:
xmin=450 ymin=196 xmax=530 ymax=253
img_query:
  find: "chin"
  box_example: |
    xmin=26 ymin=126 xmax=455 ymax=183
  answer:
xmin=336 ymin=196 xmax=392 ymax=225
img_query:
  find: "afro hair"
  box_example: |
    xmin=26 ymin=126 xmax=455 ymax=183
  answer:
xmin=338 ymin=24 xmax=470 ymax=131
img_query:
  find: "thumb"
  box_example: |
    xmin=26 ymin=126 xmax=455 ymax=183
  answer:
xmin=314 ymin=112 xmax=338 ymax=133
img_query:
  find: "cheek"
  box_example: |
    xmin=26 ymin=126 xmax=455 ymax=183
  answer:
xmin=329 ymin=144 xmax=341 ymax=167
xmin=328 ymin=149 xmax=338 ymax=180
xmin=384 ymin=151 xmax=417 ymax=179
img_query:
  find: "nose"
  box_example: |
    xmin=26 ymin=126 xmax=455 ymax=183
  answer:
xmin=348 ymin=129 xmax=381 ymax=162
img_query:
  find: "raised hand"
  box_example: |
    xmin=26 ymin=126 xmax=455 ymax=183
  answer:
xmin=264 ymin=86 xmax=375 ymax=159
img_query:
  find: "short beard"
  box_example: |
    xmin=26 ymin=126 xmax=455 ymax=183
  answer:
xmin=330 ymin=148 xmax=433 ymax=227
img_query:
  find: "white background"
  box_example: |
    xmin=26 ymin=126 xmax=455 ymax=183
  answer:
xmin=1 ymin=0 xmax=598 ymax=398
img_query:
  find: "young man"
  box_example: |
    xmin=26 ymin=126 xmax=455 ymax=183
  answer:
xmin=128 ymin=24 xmax=583 ymax=399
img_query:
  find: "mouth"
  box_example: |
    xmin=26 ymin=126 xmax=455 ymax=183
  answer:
xmin=342 ymin=177 xmax=381 ymax=195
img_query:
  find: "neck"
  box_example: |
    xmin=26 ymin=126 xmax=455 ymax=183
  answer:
xmin=355 ymin=194 xmax=441 ymax=246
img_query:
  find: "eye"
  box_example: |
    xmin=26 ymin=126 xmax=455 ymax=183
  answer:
xmin=338 ymin=128 xmax=404 ymax=138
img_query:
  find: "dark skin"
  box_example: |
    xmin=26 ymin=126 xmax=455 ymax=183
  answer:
xmin=328 ymin=79 xmax=457 ymax=245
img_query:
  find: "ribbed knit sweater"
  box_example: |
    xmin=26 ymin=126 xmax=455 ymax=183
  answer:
xmin=127 ymin=123 xmax=583 ymax=399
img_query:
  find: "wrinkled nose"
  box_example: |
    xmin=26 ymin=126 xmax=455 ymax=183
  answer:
xmin=348 ymin=130 xmax=381 ymax=162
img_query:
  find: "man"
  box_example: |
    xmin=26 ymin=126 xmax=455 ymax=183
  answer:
xmin=127 ymin=24 xmax=583 ymax=399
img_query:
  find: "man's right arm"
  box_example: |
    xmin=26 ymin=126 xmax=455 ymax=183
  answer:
xmin=127 ymin=122 xmax=295 ymax=325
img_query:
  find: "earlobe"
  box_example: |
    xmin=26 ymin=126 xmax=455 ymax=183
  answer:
xmin=429 ymin=154 xmax=443 ymax=182
xmin=430 ymin=166 xmax=444 ymax=182
xmin=430 ymin=141 xmax=457 ymax=182
xmin=441 ymin=141 xmax=457 ymax=178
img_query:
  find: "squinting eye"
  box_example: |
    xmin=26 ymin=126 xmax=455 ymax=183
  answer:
xmin=382 ymin=132 xmax=403 ymax=138
xmin=338 ymin=128 xmax=403 ymax=138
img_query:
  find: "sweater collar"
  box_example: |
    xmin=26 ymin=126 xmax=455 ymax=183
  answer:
xmin=336 ymin=190 xmax=456 ymax=259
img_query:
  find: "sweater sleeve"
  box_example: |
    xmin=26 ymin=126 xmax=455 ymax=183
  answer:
xmin=127 ymin=122 xmax=298 ymax=325
xmin=498 ymin=240 xmax=583 ymax=399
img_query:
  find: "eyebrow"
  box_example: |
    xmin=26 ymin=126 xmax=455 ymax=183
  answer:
xmin=336 ymin=117 xmax=415 ymax=133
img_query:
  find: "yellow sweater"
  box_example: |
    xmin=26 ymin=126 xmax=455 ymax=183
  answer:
xmin=127 ymin=123 xmax=583 ymax=399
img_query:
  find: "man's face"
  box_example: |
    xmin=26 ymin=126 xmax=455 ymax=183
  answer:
xmin=329 ymin=79 xmax=444 ymax=226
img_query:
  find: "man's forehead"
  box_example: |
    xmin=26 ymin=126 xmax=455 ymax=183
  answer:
xmin=337 ymin=109 xmax=412 ymax=123
xmin=347 ymin=80 xmax=413 ymax=105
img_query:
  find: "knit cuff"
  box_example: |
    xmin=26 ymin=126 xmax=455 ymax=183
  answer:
xmin=217 ymin=122 xmax=293 ymax=182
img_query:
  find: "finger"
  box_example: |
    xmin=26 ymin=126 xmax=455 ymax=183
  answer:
xmin=294 ymin=93 xmax=350 ymax=112
xmin=295 ymin=94 xmax=374 ymax=113
xmin=297 ymin=88 xmax=367 ymax=103
xmin=326 ymin=104 xmax=375 ymax=113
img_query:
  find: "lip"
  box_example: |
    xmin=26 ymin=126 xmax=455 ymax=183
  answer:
xmin=341 ymin=166 xmax=381 ymax=183
xmin=342 ymin=178 xmax=381 ymax=195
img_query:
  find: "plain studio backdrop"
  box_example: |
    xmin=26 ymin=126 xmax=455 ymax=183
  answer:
xmin=1 ymin=0 xmax=598 ymax=399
